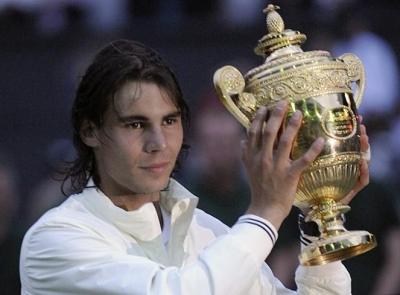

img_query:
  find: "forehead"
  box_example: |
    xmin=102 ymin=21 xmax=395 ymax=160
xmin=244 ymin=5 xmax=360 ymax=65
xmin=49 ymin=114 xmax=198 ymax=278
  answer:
xmin=112 ymin=81 xmax=178 ymax=117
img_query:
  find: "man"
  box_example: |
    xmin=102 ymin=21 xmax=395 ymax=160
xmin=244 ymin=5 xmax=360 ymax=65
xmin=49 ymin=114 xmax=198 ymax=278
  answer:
xmin=20 ymin=40 xmax=369 ymax=294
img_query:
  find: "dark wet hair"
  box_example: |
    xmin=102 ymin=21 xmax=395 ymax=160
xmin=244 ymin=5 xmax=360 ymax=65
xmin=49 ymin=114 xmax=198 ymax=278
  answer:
xmin=62 ymin=40 xmax=190 ymax=195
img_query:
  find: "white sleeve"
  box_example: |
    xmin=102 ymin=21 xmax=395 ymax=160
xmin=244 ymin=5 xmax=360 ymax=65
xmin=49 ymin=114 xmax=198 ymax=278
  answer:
xmin=20 ymin=217 xmax=276 ymax=295
xmin=294 ymin=218 xmax=351 ymax=295
xmin=295 ymin=262 xmax=351 ymax=295
xmin=258 ymin=261 xmax=351 ymax=295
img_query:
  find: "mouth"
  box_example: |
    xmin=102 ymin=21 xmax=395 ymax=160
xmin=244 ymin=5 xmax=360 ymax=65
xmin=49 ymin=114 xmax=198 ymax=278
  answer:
xmin=140 ymin=162 xmax=171 ymax=174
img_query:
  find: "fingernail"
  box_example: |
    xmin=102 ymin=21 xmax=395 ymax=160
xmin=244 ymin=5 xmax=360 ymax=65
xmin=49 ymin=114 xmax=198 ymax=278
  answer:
xmin=315 ymin=137 xmax=325 ymax=147
xmin=276 ymin=100 xmax=288 ymax=110
xmin=291 ymin=110 xmax=301 ymax=121
xmin=258 ymin=106 xmax=267 ymax=113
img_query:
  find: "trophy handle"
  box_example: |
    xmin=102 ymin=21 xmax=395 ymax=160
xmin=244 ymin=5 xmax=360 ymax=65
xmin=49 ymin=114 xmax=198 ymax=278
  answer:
xmin=213 ymin=66 xmax=257 ymax=128
xmin=339 ymin=53 xmax=365 ymax=107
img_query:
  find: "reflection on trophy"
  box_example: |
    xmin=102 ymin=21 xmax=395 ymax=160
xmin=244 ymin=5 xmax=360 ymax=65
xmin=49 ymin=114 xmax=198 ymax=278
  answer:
xmin=213 ymin=4 xmax=376 ymax=266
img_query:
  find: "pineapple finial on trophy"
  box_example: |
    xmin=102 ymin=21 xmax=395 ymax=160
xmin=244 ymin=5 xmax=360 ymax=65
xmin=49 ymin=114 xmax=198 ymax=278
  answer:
xmin=255 ymin=4 xmax=306 ymax=58
xmin=263 ymin=4 xmax=284 ymax=33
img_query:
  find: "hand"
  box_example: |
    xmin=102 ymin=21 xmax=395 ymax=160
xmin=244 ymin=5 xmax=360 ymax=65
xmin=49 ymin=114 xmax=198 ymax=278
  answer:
xmin=242 ymin=100 xmax=325 ymax=229
xmin=341 ymin=117 xmax=370 ymax=205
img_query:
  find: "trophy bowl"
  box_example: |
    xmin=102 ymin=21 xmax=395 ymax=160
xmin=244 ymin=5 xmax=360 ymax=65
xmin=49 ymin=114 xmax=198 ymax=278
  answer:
xmin=213 ymin=5 xmax=376 ymax=266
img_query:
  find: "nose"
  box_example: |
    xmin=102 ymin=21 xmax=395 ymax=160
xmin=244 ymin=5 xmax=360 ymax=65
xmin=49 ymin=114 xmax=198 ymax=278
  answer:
xmin=144 ymin=127 xmax=167 ymax=153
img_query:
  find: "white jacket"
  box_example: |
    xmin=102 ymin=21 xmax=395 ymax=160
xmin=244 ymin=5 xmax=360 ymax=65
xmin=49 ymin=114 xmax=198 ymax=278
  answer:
xmin=20 ymin=179 xmax=351 ymax=294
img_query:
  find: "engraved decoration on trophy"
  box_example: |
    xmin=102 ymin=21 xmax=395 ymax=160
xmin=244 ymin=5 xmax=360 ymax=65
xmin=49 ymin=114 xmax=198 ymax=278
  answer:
xmin=213 ymin=4 xmax=376 ymax=266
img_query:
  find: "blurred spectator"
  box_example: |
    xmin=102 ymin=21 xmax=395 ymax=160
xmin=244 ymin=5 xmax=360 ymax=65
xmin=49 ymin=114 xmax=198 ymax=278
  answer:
xmin=332 ymin=7 xmax=399 ymax=119
xmin=0 ymin=0 xmax=129 ymax=35
xmin=0 ymin=149 xmax=22 ymax=294
xmin=180 ymin=91 xmax=249 ymax=226
xmin=218 ymin=0 xmax=264 ymax=28
xmin=37 ymin=0 xmax=129 ymax=34
xmin=311 ymin=0 xmax=356 ymax=24
xmin=25 ymin=138 xmax=75 ymax=226
xmin=331 ymin=6 xmax=400 ymax=181
xmin=0 ymin=0 xmax=38 ymax=12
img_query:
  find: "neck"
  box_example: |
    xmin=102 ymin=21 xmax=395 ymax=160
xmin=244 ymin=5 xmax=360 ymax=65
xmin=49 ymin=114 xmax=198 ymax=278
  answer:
xmin=108 ymin=191 xmax=161 ymax=211
xmin=109 ymin=194 xmax=164 ymax=229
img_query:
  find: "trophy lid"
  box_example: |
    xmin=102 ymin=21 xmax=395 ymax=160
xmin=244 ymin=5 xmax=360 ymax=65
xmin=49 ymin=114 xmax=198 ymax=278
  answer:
xmin=241 ymin=4 xmax=364 ymax=108
xmin=212 ymin=4 xmax=365 ymax=129
xmin=255 ymin=5 xmax=307 ymax=58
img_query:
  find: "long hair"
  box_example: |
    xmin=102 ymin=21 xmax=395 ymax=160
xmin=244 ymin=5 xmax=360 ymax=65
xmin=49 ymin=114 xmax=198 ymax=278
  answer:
xmin=62 ymin=40 xmax=190 ymax=195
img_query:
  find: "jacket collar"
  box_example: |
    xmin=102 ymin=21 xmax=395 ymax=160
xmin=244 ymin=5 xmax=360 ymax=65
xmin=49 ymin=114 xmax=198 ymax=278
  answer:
xmin=77 ymin=178 xmax=198 ymax=242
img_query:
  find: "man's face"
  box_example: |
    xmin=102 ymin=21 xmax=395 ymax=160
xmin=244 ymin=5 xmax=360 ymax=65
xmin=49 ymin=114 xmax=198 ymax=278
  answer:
xmin=89 ymin=81 xmax=183 ymax=197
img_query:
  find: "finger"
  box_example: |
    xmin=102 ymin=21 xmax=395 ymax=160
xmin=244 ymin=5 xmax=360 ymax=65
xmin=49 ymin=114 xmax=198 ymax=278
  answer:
xmin=291 ymin=137 xmax=325 ymax=174
xmin=275 ymin=110 xmax=302 ymax=163
xmin=340 ymin=190 xmax=355 ymax=205
xmin=248 ymin=106 xmax=267 ymax=149
xmin=358 ymin=114 xmax=363 ymax=124
xmin=240 ymin=139 xmax=249 ymax=162
xmin=261 ymin=100 xmax=288 ymax=155
xmin=360 ymin=123 xmax=366 ymax=136
xmin=349 ymin=159 xmax=370 ymax=196
xmin=359 ymin=124 xmax=371 ymax=161
xmin=240 ymin=139 xmax=251 ymax=170
xmin=357 ymin=158 xmax=370 ymax=192
xmin=359 ymin=124 xmax=369 ymax=152
xmin=341 ymin=159 xmax=369 ymax=204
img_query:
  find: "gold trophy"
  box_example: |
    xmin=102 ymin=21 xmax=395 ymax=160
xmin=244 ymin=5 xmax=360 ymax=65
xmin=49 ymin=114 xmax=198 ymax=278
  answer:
xmin=213 ymin=5 xmax=376 ymax=266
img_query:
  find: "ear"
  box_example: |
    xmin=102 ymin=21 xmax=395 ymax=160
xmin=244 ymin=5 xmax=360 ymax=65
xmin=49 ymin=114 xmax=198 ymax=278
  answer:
xmin=80 ymin=120 xmax=100 ymax=148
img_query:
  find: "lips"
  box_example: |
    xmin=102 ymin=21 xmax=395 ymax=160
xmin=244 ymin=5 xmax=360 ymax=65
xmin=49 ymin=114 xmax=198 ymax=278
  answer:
xmin=140 ymin=162 xmax=170 ymax=173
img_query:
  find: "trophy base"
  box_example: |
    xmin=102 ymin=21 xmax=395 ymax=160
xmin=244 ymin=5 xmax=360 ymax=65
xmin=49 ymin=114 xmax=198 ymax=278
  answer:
xmin=299 ymin=230 xmax=377 ymax=266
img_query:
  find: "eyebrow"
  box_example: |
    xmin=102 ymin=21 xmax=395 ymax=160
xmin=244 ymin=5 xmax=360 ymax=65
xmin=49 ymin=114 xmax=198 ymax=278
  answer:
xmin=117 ymin=111 xmax=182 ymax=123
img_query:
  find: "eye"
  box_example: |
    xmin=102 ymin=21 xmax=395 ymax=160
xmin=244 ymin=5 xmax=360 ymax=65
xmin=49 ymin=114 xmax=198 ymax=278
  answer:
xmin=163 ymin=117 xmax=178 ymax=125
xmin=126 ymin=122 xmax=144 ymax=129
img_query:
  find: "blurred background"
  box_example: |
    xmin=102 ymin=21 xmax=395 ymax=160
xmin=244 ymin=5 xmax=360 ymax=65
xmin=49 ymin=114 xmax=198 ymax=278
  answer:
xmin=1 ymin=0 xmax=400 ymax=294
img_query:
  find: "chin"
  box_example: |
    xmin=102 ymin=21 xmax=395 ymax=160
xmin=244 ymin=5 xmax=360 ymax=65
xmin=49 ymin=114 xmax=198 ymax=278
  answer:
xmin=137 ymin=176 xmax=171 ymax=194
